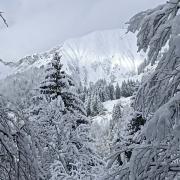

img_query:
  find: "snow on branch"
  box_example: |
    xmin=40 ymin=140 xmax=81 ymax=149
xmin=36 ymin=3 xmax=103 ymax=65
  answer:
xmin=127 ymin=0 xmax=180 ymax=65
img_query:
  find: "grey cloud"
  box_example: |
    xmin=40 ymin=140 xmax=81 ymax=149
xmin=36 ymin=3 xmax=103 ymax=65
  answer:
xmin=0 ymin=0 xmax=165 ymax=61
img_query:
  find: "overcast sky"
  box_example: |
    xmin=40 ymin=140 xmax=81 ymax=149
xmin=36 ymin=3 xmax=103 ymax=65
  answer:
xmin=0 ymin=0 xmax=165 ymax=61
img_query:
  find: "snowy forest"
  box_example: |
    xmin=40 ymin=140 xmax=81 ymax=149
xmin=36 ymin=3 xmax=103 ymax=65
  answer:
xmin=1 ymin=0 xmax=180 ymax=179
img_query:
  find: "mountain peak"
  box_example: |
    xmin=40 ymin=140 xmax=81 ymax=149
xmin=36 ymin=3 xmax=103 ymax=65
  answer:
xmin=0 ymin=29 xmax=143 ymax=84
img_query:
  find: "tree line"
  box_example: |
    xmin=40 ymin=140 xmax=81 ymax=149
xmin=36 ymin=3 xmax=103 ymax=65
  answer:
xmin=79 ymin=78 xmax=139 ymax=116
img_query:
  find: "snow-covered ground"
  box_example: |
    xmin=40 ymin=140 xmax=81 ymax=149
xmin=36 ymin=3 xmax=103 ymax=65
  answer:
xmin=93 ymin=97 xmax=132 ymax=127
xmin=103 ymin=97 xmax=132 ymax=112
xmin=90 ymin=97 xmax=134 ymax=157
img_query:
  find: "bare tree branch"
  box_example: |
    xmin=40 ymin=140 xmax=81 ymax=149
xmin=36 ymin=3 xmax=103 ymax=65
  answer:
xmin=0 ymin=12 xmax=8 ymax=27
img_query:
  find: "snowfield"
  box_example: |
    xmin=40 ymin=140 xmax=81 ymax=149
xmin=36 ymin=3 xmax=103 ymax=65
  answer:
xmin=93 ymin=97 xmax=132 ymax=127
xmin=91 ymin=97 xmax=134 ymax=157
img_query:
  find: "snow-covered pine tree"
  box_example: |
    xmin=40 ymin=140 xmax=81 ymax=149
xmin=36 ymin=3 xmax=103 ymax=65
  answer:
xmin=109 ymin=102 xmax=123 ymax=146
xmin=108 ymin=84 xmax=115 ymax=100
xmin=121 ymin=80 xmax=138 ymax=98
xmin=126 ymin=80 xmax=138 ymax=97
xmin=84 ymin=93 xmax=92 ymax=116
xmin=40 ymin=52 xmax=85 ymax=114
xmin=108 ymin=102 xmax=132 ymax=169
xmin=84 ymin=81 xmax=107 ymax=117
xmin=115 ymin=83 xmax=121 ymax=99
xmin=121 ymin=80 xmax=129 ymax=97
xmin=37 ymin=52 xmax=102 ymax=179
xmin=40 ymin=53 xmax=63 ymax=99
xmin=92 ymin=79 xmax=110 ymax=102
xmin=98 ymin=80 xmax=107 ymax=102
xmin=110 ymin=102 xmax=122 ymax=133
xmin=77 ymin=82 xmax=86 ymax=102
xmin=90 ymin=92 xmax=104 ymax=116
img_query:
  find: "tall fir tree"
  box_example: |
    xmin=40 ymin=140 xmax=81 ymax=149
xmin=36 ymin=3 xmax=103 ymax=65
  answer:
xmin=115 ymin=83 xmax=121 ymax=99
xmin=108 ymin=84 xmax=115 ymax=100
xmin=121 ymin=80 xmax=138 ymax=97
xmin=40 ymin=53 xmax=67 ymax=100
xmin=110 ymin=102 xmax=123 ymax=144
xmin=90 ymin=92 xmax=104 ymax=116
xmin=121 ymin=81 xmax=129 ymax=97
xmin=38 ymin=52 xmax=102 ymax=179
xmin=84 ymin=93 xmax=92 ymax=116
xmin=40 ymin=52 xmax=85 ymax=115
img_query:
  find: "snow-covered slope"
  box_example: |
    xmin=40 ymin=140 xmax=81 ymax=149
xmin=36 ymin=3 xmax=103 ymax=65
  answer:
xmin=0 ymin=29 xmax=144 ymax=85
xmin=62 ymin=29 xmax=144 ymax=85
xmin=91 ymin=97 xmax=134 ymax=157
xmin=92 ymin=97 xmax=132 ymax=128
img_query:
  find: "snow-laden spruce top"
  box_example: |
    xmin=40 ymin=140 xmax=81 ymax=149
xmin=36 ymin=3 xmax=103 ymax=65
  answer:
xmin=0 ymin=29 xmax=144 ymax=84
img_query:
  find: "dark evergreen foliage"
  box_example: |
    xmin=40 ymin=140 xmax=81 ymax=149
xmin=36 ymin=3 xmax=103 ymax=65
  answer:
xmin=37 ymin=52 xmax=103 ymax=178
xmin=108 ymin=84 xmax=115 ymax=100
xmin=40 ymin=52 xmax=86 ymax=115
xmin=121 ymin=79 xmax=139 ymax=97
xmin=127 ymin=113 xmax=146 ymax=135
xmin=115 ymin=83 xmax=121 ymax=99
xmin=40 ymin=53 xmax=66 ymax=99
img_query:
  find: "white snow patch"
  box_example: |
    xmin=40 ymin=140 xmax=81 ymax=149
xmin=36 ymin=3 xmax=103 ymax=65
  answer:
xmin=91 ymin=97 xmax=132 ymax=133
xmin=90 ymin=97 xmax=134 ymax=157
xmin=103 ymin=99 xmax=121 ymax=113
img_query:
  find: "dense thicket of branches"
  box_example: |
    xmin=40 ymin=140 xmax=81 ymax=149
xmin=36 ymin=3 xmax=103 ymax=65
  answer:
xmin=127 ymin=0 xmax=180 ymax=116
xmin=106 ymin=0 xmax=180 ymax=179
xmin=0 ymin=96 xmax=42 ymax=180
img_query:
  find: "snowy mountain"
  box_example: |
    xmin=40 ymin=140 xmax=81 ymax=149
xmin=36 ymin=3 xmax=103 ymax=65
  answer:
xmin=0 ymin=29 xmax=144 ymax=85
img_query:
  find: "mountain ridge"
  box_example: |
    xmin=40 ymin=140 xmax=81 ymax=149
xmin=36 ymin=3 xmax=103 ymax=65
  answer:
xmin=0 ymin=28 xmax=144 ymax=85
